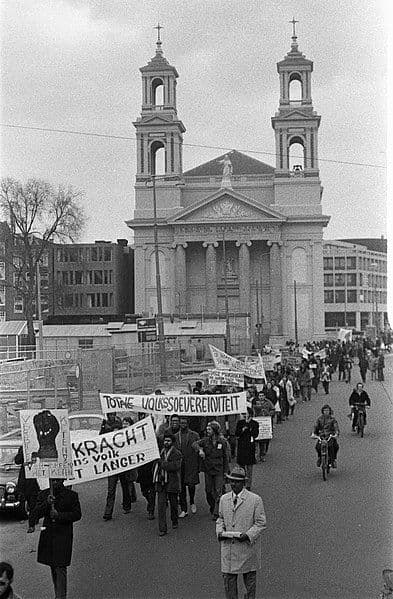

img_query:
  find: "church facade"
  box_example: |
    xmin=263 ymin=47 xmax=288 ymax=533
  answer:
xmin=127 ymin=30 xmax=330 ymax=347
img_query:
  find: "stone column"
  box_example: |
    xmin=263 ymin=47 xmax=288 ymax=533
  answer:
xmin=268 ymin=241 xmax=283 ymax=335
xmin=172 ymin=242 xmax=188 ymax=315
xmin=236 ymin=241 xmax=252 ymax=314
xmin=203 ymin=241 xmax=218 ymax=313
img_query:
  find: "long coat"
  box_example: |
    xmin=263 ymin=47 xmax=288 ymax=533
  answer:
xmin=31 ymin=487 xmax=81 ymax=567
xmin=153 ymin=446 xmax=182 ymax=493
xmin=174 ymin=429 xmax=200 ymax=486
xmin=216 ymin=489 xmax=266 ymax=573
xmin=235 ymin=419 xmax=259 ymax=466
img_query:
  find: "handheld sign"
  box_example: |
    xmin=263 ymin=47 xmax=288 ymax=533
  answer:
xmin=64 ymin=415 xmax=159 ymax=485
xmin=20 ymin=409 xmax=73 ymax=479
xmin=100 ymin=391 xmax=247 ymax=416
xmin=255 ymin=416 xmax=273 ymax=440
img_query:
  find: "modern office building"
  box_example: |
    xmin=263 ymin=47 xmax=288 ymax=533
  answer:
xmin=323 ymin=238 xmax=388 ymax=333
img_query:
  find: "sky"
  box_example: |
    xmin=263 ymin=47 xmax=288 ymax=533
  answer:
xmin=0 ymin=0 xmax=389 ymax=245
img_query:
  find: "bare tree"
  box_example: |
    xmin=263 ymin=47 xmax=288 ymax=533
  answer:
xmin=0 ymin=177 xmax=86 ymax=344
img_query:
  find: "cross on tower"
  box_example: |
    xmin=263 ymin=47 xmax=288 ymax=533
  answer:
xmin=154 ymin=22 xmax=163 ymax=43
xmin=289 ymin=17 xmax=298 ymax=38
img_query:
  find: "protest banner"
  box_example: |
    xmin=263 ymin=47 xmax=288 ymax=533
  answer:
xmin=281 ymin=351 xmax=303 ymax=368
xmin=64 ymin=415 xmax=159 ymax=485
xmin=100 ymin=391 xmax=247 ymax=416
xmin=20 ymin=409 xmax=73 ymax=479
xmin=261 ymin=353 xmax=280 ymax=372
xmin=255 ymin=416 xmax=273 ymax=440
xmin=338 ymin=328 xmax=352 ymax=343
xmin=209 ymin=345 xmax=266 ymax=379
xmin=207 ymin=369 xmax=245 ymax=388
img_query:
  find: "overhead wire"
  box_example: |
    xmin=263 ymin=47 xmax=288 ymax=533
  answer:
xmin=0 ymin=122 xmax=386 ymax=170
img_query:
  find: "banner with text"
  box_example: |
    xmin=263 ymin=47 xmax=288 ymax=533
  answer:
xmin=207 ymin=369 xmax=245 ymax=388
xmin=255 ymin=416 xmax=273 ymax=440
xmin=100 ymin=391 xmax=247 ymax=416
xmin=20 ymin=409 xmax=74 ymax=479
xmin=64 ymin=416 xmax=159 ymax=486
xmin=209 ymin=345 xmax=266 ymax=379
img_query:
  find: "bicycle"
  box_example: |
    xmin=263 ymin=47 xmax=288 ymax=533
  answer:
xmin=352 ymin=403 xmax=369 ymax=438
xmin=311 ymin=434 xmax=335 ymax=481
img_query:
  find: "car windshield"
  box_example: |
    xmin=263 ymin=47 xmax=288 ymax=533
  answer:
xmin=0 ymin=446 xmax=19 ymax=468
xmin=69 ymin=417 xmax=102 ymax=431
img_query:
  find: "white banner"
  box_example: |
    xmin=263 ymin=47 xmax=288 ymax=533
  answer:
xmin=100 ymin=391 xmax=247 ymax=416
xmin=207 ymin=369 xmax=245 ymax=388
xmin=261 ymin=353 xmax=281 ymax=371
xmin=20 ymin=409 xmax=73 ymax=479
xmin=209 ymin=345 xmax=266 ymax=379
xmin=255 ymin=416 xmax=273 ymax=440
xmin=338 ymin=328 xmax=352 ymax=343
xmin=65 ymin=416 xmax=159 ymax=486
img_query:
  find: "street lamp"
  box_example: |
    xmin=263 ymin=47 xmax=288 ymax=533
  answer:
xmin=370 ymin=262 xmax=379 ymax=338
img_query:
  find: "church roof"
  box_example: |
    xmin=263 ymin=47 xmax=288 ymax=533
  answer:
xmin=184 ymin=150 xmax=275 ymax=177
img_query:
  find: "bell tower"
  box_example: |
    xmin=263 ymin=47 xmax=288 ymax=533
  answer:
xmin=271 ymin=20 xmax=320 ymax=178
xmin=134 ymin=25 xmax=186 ymax=183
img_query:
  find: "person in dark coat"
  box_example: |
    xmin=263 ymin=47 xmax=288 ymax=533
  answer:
xmin=28 ymin=478 xmax=81 ymax=599
xmin=174 ymin=417 xmax=200 ymax=517
xmin=14 ymin=446 xmax=40 ymax=521
xmin=235 ymin=408 xmax=259 ymax=491
xmin=358 ymin=352 xmax=369 ymax=384
xmin=137 ymin=461 xmax=156 ymax=520
xmin=153 ymin=432 xmax=182 ymax=537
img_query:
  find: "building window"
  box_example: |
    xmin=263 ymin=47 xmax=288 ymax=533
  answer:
xmin=78 ymin=248 xmax=85 ymax=262
xmin=334 ymin=273 xmax=346 ymax=286
xmin=346 ymin=273 xmax=357 ymax=286
xmin=62 ymin=271 xmax=69 ymax=285
xmin=68 ymin=249 xmax=78 ymax=262
xmin=0 ymin=242 xmax=5 ymax=256
xmin=104 ymin=248 xmax=112 ymax=262
xmin=91 ymin=247 xmax=101 ymax=261
xmin=324 ymin=274 xmax=333 ymax=287
xmin=347 ymin=289 xmax=357 ymax=303
xmin=78 ymin=338 xmax=93 ymax=349
xmin=64 ymin=294 xmax=73 ymax=307
xmin=0 ymin=310 xmax=5 ymax=322
xmin=103 ymin=270 xmax=112 ymax=284
xmin=102 ymin=293 xmax=109 ymax=307
xmin=334 ymin=257 xmax=346 ymax=270
xmin=94 ymin=270 xmax=103 ymax=284
xmin=75 ymin=271 xmax=83 ymax=285
xmin=324 ymin=290 xmax=334 ymax=303
xmin=335 ymin=290 xmax=345 ymax=303
xmin=14 ymin=296 xmax=24 ymax=313
xmin=323 ymin=257 xmax=333 ymax=270
xmin=87 ymin=293 xmax=96 ymax=308
xmin=347 ymin=256 xmax=356 ymax=269
xmin=0 ymin=262 xmax=5 ymax=280
xmin=0 ymin=286 xmax=5 ymax=305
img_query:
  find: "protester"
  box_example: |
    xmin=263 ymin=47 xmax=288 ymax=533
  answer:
xmin=235 ymin=408 xmax=259 ymax=490
xmin=14 ymin=446 xmax=40 ymax=522
xmin=298 ymin=362 xmax=312 ymax=402
xmin=153 ymin=432 xmax=182 ymax=537
xmin=278 ymin=376 xmax=290 ymax=420
xmin=358 ymin=351 xmax=368 ymax=384
xmin=216 ymin=466 xmax=267 ymax=599
xmin=174 ymin=417 xmax=200 ymax=517
xmin=285 ymin=376 xmax=296 ymax=415
xmin=193 ymin=421 xmax=230 ymax=520
xmin=377 ymin=350 xmax=385 ymax=381
xmin=100 ymin=412 xmax=132 ymax=520
xmin=320 ymin=362 xmax=332 ymax=395
xmin=0 ymin=562 xmax=22 ymax=599
xmin=254 ymin=392 xmax=275 ymax=462
xmin=28 ymin=478 xmax=81 ymax=599
xmin=344 ymin=353 xmax=353 ymax=384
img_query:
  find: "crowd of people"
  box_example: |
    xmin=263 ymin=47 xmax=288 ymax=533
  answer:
xmin=6 ymin=334 xmax=385 ymax=599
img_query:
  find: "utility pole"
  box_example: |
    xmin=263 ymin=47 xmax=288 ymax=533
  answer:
xmin=151 ymin=175 xmax=167 ymax=381
xmin=222 ymin=227 xmax=231 ymax=353
xmin=294 ymin=280 xmax=298 ymax=346
xmin=255 ymin=280 xmax=261 ymax=350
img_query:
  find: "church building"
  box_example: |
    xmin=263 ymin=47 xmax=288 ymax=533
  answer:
xmin=127 ymin=26 xmax=330 ymax=347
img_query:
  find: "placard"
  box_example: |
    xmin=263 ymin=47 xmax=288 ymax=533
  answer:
xmin=255 ymin=416 xmax=273 ymax=440
xmin=207 ymin=369 xmax=245 ymax=388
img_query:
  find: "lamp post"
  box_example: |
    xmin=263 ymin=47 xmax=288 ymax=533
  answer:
xmin=294 ymin=280 xmax=298 ymax=346
xmin=222 ymin=226 xmax=231 ymax=353
xmin=150 ymin=174 xmax=167 ymax=381
xmin=370 ymin=262 xmax=379 ymax=338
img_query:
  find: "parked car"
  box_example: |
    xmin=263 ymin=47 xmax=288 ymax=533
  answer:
xmin=0 ymin=437 xmax=24 ymax=517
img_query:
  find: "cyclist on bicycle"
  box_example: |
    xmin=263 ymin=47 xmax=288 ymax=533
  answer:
xmin=312 ymin=404 xmax=339 ymax=468
xmin=348 ymin=382 xmax=371 ymax=432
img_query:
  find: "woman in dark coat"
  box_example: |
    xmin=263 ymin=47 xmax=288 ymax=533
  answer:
xmin=235 ymin=408 xmax=259 ymax=491
xmin=29 ymin=479 xmax=81 ymax=599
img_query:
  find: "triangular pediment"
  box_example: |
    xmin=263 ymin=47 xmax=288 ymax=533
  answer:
xmin=170 ymin=189 xmax=286 ymax=224
xmin=140 ymin=114 xmax=173 ymax=125
xmin=281 ymin=110 xmax=311 ymax=120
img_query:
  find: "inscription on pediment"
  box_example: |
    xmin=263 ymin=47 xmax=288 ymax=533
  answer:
xmin=185 ymin=198 xmax=271 ymax=222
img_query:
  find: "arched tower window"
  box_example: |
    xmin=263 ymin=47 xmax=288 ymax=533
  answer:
xmin=288 ymin=136 xmax=305 ymax=171
xmin=289 ymin=73 xmax=302 ymax=104
xmin=152 ymin=78 xmax=164 ymax=106
xmin=150 ymin=140 xmax=166 ymax=175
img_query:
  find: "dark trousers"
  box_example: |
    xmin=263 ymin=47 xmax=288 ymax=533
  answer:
xmin=103 ymin=473 xmax=131 ymax=517
xmin=50 ymin=566 xmax=67 ymax=599
xmin=223 ymin=571 xmax=257 ymax=599
xmin=140 ymin=482 xmax=156 ymax=516
xmin=289 ymin=402 xmax=296 ymax=414
xmin=322 ymin=381 xmax=330 ymax=394
xmin=360 ymin=370 xmax=367 ymax=384
xmin=377 ymin=367 xmax=384 ymax=381
xmin=300 ymin=385 xmax=311 ymax=401
xmin=258 ymin=439 xmax=270 ymax=459
xmin=179 ymin=465 xmax=196 ymax=511
xmin=156 ymin=484 xmax=178 ymax=533
xmin=204 ymin=472 xmax=223 ymax=517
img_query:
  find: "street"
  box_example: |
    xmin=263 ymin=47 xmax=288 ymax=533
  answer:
xmin=2 ymin=357 xmax=392 ymax=599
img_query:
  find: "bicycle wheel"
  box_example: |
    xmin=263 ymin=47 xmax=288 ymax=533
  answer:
xmin=358 ymin=414 xmax=364 ymax=437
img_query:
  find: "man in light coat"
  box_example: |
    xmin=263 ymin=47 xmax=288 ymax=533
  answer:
xmin=216 ymin=466 xmax=266 ymax=599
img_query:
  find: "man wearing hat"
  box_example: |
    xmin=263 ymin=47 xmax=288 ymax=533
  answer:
xmin=216 ymin=466 xmax=266 ymax=599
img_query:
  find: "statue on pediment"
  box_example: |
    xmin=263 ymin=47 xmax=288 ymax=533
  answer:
xmin=219 ymin=154 xmax=233 ymax=189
